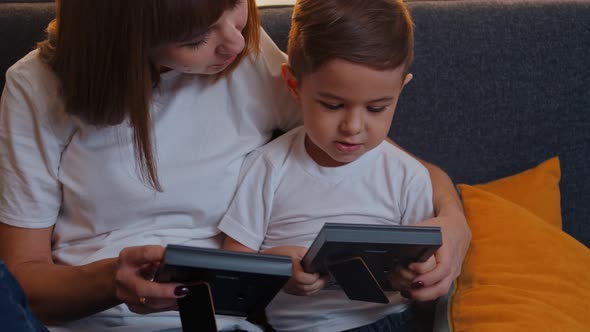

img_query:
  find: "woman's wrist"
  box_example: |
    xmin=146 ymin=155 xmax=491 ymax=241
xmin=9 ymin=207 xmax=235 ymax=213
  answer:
xmin=81 ymin=257 xmax=121 ymax=307
xmin=33 ymin=258 xmax=122 ymax=325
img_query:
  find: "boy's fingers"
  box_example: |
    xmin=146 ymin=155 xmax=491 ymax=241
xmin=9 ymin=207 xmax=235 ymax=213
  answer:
xmin=291 ymin=259 xmax=322 ymax=285
xmin=409 ymin=256 xmax=437 ymax=274
xmin=293 ymin=270 xmax=321 ymax=285
xmin=412 ymin=257 xmax=451 ymax=289
xmin=396 ymin=266 xmax=417 ymax=280
xmin=297 ymin=280 xmax=323 ymax=294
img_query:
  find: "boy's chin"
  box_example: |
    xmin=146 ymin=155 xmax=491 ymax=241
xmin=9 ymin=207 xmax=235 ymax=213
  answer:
xmin=321 ymin=154 xmax=360 ymax=167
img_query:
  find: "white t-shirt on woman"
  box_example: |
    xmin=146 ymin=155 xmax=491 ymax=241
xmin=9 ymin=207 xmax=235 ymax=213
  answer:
xmin=0 ymin=29 xmax=299 ymax=332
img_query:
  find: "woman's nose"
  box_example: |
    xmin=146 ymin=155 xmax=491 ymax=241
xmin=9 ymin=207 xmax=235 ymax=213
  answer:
xmin=217 ymin=24 xmax=245 ymax=55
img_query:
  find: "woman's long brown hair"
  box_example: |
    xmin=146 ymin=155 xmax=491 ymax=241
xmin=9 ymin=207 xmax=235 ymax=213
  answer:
xmin=38 ymin=0 xmax=260 ymax=191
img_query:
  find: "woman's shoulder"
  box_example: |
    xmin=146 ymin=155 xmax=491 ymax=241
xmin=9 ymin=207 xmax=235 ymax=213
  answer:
xmin=3 ymin=49 xmax=76 ymax=144
xmin=7 ymin=49 xmax=55 ymax=79
xmin=5 ymin=49 xmax=60 ymax=94
xmin=258 ymin=27 xmax=288 ymax=66
xmin=235 ymin=28 xmax=286 ymax=79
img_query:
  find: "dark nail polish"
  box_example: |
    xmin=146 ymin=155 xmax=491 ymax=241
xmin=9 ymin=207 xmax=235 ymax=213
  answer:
xmin=411 ymin=281 xmax=424 ymax=289
xmin=400 ymin=290 xmax=413 ymax=299
xmin=174 ymin=286 xmax=189 ymax=297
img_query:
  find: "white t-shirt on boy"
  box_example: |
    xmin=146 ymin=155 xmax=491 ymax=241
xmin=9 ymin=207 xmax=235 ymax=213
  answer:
xmin=218 ymin=126 xmax=434 ymax=332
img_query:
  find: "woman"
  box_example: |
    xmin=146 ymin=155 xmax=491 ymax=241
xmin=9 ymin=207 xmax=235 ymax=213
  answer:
xmin=0 ymin=0 xmax=470 ymax=331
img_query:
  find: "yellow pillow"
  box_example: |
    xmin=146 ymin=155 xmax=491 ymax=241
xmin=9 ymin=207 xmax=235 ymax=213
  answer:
xmin=447 ymin=157 xmax=590 ymax=332
xmin=473 ymin=157 xmax=562 ymax=229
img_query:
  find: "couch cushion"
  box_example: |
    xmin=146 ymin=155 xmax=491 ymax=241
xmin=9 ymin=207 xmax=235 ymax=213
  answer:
xmin=473 ymin=157 xmax=562 ymax=229
xmin=444 ymin=157 xmax=590 ymax=331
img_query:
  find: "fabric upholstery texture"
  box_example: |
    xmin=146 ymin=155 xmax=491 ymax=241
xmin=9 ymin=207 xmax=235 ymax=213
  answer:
xmin=0 ymin=1 xmax=54 ymax=90
xmin=449 ymin=157 xmax=590 ymax=331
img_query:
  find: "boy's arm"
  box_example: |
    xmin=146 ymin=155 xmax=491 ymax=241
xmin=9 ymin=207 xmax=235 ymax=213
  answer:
xmin=223 ymin=234 xmax=328 ymax=296
xmin=217 ymin=150 xmax=275 ymax=253
xmin=260 ymin=245 xmax=329 ymax=296
xmin=222 ymin=236 xmax=257 ymax=253
xmin=386 ymin=138 xmax=471 ymax=301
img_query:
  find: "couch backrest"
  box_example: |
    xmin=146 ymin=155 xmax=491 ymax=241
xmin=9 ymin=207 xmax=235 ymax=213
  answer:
xmin=400 ymin=0 xmax=589 ymax=247
xmin=260 ymin=1 xmax=590 ymax=246
xmin=1 ymin=1 xmax=589 ymax=246
xmin=0 ymin=1 xmax=54 ymax=90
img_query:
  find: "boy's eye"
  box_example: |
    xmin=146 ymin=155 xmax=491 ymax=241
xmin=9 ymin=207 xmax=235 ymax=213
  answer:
xmin=367 ymin=106 xmax=387 ymax=113
xmin=319 ymin=101 xmax=343 ymax=110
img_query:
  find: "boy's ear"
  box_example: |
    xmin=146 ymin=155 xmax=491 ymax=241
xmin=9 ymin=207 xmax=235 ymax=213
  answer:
xmin=281 ymin=63 xmax=300 ymax=101
xmin=402 ymin=73 xmax=413 ymax=87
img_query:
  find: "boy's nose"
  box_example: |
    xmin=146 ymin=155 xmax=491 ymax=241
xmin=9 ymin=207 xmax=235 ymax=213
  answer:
xmin=340 ymin=110 xmax=363 ymax=135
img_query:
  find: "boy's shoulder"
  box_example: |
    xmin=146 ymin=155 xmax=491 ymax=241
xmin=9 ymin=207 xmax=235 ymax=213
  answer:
xmin=377 ymin=140 xmax=430 ymax=177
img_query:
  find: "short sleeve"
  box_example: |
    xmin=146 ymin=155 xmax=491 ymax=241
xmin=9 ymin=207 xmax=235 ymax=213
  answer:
xmin=400 ymin=167 xmax=435 ymax=226
xmin=0 ymin=56 xmax=74 ymax=228
xmin=218 ymin=150 xmax=277 ymax=251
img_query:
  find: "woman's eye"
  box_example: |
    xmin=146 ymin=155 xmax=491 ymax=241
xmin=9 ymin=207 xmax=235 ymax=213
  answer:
xmin=183 ymin=31 xmax=210 ymax=50
xmin=319 ymin=102 xmax=343 ymax=110
xmin=185 ymin=38 xmax=208 ymax=49
xmin=367 ymin=106 xmax=386 ymax=113
xmin=230 ymin=0 xmax=245 ymax=10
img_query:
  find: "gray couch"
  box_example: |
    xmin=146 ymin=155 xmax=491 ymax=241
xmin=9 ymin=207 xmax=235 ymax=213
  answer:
xmin=3 ymin=0 xmax=587 ymax=247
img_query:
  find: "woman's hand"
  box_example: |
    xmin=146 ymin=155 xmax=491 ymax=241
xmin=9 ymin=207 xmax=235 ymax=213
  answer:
xmin=402 ymin=213 xmax=471 ymax=301
xmin=389 ymin=255 xmax=436 ymax=293
xmin=115 ymin=245 xmax=188 ymax=314
xmin=402 ymin=157 xmax=471 ymax=302
xmin=262 ymin=245 xmax=329 ymax=296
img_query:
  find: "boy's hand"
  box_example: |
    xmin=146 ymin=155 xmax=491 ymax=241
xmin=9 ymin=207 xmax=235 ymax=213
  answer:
xmin=261 ymin=245 xmax=329 ymax=296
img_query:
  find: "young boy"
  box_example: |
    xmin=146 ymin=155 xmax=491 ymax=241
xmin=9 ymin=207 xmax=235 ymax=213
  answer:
xmin=219 ymin=0 xmax=434 ymax=331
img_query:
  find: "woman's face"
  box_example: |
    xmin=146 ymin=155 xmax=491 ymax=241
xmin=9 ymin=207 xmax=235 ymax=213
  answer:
xmin=151 ymin=0 xmax=248 ymax=75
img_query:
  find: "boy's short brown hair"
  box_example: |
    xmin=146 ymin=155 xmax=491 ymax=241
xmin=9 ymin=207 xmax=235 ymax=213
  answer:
xmin=288 ymin=0 xmax=414 ymax=80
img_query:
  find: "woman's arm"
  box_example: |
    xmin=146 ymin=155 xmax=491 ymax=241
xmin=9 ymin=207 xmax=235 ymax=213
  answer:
xmin=385 ymin=138 xmax=471 ymax=300
xmin=410 ymin=160 xmax=471 ymax=301
xmin=0 ymin=223 xmax=183 ymax=325
xmin=0 ymin=223 xmax=119 ymax=324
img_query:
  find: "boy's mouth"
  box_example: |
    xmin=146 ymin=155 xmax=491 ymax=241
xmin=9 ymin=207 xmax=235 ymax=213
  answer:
xmin=334 ymin=141 xmax=362 ymax=153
